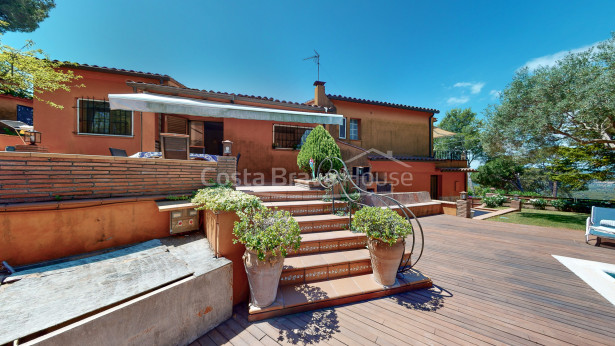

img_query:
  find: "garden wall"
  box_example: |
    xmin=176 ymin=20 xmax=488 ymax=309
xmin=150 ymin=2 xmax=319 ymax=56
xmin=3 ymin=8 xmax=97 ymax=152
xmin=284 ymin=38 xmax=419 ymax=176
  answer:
xmin=0 ymin=152 xmax=238 ymax=204
xmin=0 ymin=152 xmax=237 ymax=266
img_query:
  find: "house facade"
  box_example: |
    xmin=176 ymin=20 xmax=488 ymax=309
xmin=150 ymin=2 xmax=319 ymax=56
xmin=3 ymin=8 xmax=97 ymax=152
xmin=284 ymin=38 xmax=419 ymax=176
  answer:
xmin=307 ymin=81 xmax=470 ymax=200
xmin=0 ymin=63 xmax=470 ymax=199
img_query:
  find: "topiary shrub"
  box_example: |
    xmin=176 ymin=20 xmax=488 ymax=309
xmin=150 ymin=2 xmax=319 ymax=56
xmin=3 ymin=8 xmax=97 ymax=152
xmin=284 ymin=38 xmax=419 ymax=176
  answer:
xmin=296 ymin=125 xmax=343 ymax=176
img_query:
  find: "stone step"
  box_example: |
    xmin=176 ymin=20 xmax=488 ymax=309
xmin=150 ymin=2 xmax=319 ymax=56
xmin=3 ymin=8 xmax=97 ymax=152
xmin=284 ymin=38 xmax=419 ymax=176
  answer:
xmin=280 ymin=248 xmax=413 ymax=287
xmin=291 ymin=230 xmax=367 ymax=256
xmin=262 ymin=200 xmax=347 ymax=216
xmin=293 ymin=214 xmax=350 ymax=233
xmin=248 ymin=270 xmax=433 ymax=321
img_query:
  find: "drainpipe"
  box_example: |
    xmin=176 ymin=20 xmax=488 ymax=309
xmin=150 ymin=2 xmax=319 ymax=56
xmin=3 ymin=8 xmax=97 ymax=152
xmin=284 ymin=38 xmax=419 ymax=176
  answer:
xmin=429 ymin=115 xmax=434 ymax=157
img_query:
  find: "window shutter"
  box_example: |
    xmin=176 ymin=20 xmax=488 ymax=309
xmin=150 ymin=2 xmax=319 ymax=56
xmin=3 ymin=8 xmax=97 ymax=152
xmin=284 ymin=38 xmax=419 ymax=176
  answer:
xmin=190 ymin=121 xmax=205 ymax=147
xmin=166 ymin=115 xmax=188 ymax=134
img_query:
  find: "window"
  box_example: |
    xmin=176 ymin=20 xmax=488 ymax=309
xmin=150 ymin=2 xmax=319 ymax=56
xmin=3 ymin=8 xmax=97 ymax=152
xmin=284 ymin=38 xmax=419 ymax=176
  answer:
xmin=349 ymin=118 xmax=360 ymax=140
xmin=78 ymin=99 xmax=132 ymax=136
xmin=273 ymin=124 xmax=313 ymax=149
xmin=339 ymin=118 xmax=347 ymax=139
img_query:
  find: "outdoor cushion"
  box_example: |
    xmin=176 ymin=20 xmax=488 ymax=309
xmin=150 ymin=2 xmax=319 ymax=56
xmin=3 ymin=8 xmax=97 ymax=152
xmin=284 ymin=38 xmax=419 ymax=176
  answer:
xmin=599 ymin=219 xmax=615 ymax=228
xmin=590 ymin=226 xmax=615 ymax=236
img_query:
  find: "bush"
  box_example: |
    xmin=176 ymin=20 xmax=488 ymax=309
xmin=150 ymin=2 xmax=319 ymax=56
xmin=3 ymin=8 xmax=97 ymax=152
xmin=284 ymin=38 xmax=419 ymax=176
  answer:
xmin=297 ymin=125 xmax=343 ymax=175
xmin=191 ymin=186 xmax=262 ymax=212
xmin=233 ymin=208 xmax=302 ymax=260
xmin=483 ymin=194 xmax=507 ymax=208
xmin=529 ymin=198 xmax=547 ymax=210
xmin=550 ymin=199 xmax=569 ymax=211
xmin=351 ymin=206 xmax=413 ymax=246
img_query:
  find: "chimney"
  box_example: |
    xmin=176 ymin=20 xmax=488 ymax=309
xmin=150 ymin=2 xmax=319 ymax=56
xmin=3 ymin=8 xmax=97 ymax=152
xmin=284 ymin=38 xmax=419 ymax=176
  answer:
xmin=313 ymin=81 xmax=332 ymax=107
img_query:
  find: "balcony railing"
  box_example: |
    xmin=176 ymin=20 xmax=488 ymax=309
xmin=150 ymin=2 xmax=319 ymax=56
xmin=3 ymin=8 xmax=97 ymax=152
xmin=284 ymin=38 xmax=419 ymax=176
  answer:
xmin=433 ymin=150 xmax=467 ymax=161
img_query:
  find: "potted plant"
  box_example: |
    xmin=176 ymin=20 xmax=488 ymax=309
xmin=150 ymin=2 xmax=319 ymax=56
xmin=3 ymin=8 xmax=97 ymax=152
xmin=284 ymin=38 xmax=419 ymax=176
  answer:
xmin=351 ymin=206 xmax=413 ymax=286
xmin=233 ymin=207 xmax=302 ymax=307
xmin=192 ymin=186 xmax=263 ymax=304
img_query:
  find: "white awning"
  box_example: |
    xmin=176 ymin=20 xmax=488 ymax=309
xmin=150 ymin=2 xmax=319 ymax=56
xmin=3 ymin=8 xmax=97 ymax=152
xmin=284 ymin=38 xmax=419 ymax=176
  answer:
xmin=108 ymin=93 xmax=343 ymax=125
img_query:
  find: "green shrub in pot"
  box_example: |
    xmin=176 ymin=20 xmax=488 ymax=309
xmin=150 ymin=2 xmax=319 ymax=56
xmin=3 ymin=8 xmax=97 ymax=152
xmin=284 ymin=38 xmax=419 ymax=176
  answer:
xmin=233 ymin=207 xmax=302 ymax=307
xmin=351 ymin=206 xmax=413 ymax=286
xmin=192 ymin=186 xmax=262 ymax=212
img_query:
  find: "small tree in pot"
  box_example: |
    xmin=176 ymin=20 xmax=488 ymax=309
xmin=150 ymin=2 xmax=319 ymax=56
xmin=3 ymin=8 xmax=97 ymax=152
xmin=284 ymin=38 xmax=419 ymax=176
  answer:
xmin=233 ymin=207 xmax=302 ymax=308
xmin=352 ymin=206 xmax=413 ymax=286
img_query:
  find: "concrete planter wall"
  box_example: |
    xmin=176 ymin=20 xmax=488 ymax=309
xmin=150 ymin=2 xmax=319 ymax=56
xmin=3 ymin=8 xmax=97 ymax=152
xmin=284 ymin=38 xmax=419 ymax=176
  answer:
xmin=205 ymin=210 xmax=249 ymax=305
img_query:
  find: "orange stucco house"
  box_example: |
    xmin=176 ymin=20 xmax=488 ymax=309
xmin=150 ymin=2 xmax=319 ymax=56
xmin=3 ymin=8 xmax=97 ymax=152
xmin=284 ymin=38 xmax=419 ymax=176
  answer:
xmin=0 ymin=63 xmax=470 ymax=199
xmin=306 ymin=81 xmax=471 ymax=200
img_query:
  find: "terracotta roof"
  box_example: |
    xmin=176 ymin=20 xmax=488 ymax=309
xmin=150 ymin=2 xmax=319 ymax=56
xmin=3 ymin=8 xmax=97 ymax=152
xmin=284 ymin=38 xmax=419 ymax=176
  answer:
xmin=127 ymin=81 xmax=326 ymax=111
xmin=439 ymin=167 xmax=477 ymax=172
xmin=326 ymin=94 xmax=439 ymax=114
xmin=57 ymin=61 xmax=185 ymax=87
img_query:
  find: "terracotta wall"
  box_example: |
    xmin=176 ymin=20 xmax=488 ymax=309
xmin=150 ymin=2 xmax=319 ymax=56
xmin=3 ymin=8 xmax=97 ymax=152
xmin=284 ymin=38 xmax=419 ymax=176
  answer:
xmin=369 ymin=160 xmax=465 ymax=199
xmin=0 ymin=95 xmax=33 ymax=121
xmin=330 ymin=100 xmax=434 ymax=157
xmin=33 ymin=68 xmax=161 ymax=155
xmin=0 ymin=134 xmax=24 ymax=149
xmin=223 ymin=118 xmax=313 ymax=184
xmin=0 ymin=200 xmax=169 ymax=266
xmin=0 ymin=152 xmax=218 ymax=204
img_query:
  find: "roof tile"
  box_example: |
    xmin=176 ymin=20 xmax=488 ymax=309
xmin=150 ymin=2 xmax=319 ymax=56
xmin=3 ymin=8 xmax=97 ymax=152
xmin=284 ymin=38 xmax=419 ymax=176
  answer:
xmin=327 ymin=94 xmax=439 ymax=114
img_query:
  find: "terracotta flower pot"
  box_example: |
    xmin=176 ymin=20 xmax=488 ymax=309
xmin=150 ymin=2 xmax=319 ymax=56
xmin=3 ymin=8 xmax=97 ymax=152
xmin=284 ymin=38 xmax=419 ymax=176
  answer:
xmin=367 ymin=237 xmax=405 ymax=286
xmin=243 ymin=249 xmax=284 ymax=308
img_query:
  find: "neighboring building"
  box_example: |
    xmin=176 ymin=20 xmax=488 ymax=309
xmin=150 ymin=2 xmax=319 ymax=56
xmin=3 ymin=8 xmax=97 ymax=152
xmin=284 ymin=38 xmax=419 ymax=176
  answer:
xmin=306 ymin=81 xmax=471 ymax=200
xmin=0 ymin=63 xmax=471 ymax=198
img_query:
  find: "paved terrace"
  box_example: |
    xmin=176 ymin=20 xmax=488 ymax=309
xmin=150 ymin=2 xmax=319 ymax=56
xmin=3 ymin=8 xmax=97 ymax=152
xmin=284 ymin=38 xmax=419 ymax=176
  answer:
xmin=192 ymin=214 xmax=615 ymax=345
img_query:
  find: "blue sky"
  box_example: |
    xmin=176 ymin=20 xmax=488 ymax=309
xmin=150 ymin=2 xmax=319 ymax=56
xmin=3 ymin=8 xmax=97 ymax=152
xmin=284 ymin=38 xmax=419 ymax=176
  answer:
xmin=4 ymin=0 xmax=615 ymax=122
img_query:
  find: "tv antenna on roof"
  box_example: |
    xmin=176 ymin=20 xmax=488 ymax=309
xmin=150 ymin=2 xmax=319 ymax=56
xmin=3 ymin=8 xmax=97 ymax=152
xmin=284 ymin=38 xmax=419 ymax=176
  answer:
xmin=304 ymin=50 xmax=320 ymax=80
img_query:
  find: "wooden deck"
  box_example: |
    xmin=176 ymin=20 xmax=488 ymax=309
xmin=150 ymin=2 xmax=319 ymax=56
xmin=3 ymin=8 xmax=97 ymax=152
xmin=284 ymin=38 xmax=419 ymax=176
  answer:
xmin=191 ymin=214 xmax=615 ymax=345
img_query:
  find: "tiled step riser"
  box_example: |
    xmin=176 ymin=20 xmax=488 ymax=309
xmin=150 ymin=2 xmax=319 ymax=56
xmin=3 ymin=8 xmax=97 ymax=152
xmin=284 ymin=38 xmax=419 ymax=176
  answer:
xmin=248 ymin=191 xmax=326 ymax=202
xmin=279 ymin=253 xmax=412 ymax=286
xmin=289 ymin=237 xmax=367 ymax=256
xmin=272 ymin=203 xmax=348 ymax=216
xmin=299 ymin=219 xmax=350 ymax=233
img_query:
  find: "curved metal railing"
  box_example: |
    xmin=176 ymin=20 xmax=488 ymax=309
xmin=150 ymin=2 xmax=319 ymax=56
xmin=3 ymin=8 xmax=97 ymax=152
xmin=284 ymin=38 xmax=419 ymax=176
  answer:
xmin=316 ymin=157 xmax=424 ymax=272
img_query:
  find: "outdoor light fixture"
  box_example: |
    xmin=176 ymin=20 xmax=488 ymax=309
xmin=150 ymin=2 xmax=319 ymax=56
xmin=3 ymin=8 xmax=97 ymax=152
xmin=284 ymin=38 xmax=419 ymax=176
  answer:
xmin=460 ymin=191 xmax=468 ymax=200
xmin=222 ymin=140 xmax=233 ymax=156
xmin=24 ymin=130 xmax=41 ymax=145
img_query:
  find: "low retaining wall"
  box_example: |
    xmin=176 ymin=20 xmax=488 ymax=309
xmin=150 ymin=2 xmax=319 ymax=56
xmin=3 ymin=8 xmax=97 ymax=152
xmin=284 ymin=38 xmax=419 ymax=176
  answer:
xmin=0 ymin=152 xmax=237 ymax=204
xmin=1 ymin=200 xmax=170 ymax=266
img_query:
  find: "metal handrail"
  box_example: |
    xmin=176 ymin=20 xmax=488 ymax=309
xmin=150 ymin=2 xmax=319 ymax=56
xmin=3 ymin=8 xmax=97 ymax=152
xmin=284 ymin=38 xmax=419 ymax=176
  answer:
xmin=316 ymin=157 xmax=425 ymax=273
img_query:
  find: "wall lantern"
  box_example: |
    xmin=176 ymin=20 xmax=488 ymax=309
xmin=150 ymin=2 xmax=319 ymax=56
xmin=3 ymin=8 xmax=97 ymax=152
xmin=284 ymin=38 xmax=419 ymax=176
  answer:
xmin=222 ymin=140 xmax=233 ymax=156
xmin=24 ymin=130 xmax=41 ymax=145
xmin=460 ymin=191 xmax=468 ymax=200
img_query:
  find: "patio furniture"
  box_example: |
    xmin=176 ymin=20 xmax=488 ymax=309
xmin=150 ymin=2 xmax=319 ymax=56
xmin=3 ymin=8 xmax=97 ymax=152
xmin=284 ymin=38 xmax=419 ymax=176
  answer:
xmin=108 ymin=148 xmax=128 ymax=157
xmin=586 ymin=206 xmax=615 ymax=246
xmin=160 ymin=133 xmax=189 ymax=160
xmin=128 ymin=151 xmax=217 ymax=161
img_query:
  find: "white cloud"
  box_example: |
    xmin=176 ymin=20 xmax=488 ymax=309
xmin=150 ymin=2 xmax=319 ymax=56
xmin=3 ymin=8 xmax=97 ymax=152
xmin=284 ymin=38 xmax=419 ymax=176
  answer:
xmin=447 ymin=96 xmax=470 ymax=105
xmin=520 ymin=41 xmax=603 ymax=71
xmin=489 ymin=89 xmax=501 ymax=99
xmin=454 ymin=82 xmax=485 ymax=94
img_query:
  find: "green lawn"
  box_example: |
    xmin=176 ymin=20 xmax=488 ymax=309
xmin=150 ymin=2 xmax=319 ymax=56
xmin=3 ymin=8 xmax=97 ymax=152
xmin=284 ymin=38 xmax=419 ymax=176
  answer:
xmin=488 ymin=209 xmax=589 ymax=231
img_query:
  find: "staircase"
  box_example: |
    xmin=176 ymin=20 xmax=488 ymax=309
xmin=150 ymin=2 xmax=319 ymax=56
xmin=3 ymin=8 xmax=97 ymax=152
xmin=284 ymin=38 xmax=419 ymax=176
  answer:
xmin=240 ymin=186 xmax=432 ymax=322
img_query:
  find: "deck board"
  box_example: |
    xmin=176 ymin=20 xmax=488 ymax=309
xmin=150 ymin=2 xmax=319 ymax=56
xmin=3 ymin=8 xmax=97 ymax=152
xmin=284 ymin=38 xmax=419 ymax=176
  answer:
xmin=197 ymin=214 xmax=615 ymax=345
